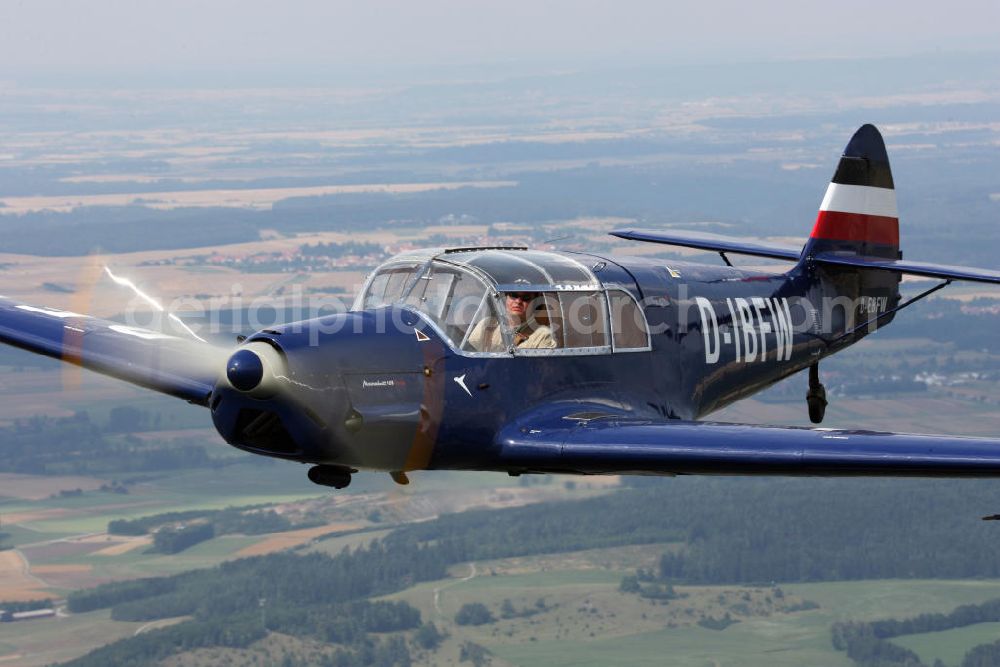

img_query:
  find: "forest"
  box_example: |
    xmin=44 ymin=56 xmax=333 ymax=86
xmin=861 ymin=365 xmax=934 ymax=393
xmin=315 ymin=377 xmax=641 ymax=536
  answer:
xmin=383 ymin=477 xmax=1000 ymax=584
xmin=0 ymin=412 xmax=214 ymax=475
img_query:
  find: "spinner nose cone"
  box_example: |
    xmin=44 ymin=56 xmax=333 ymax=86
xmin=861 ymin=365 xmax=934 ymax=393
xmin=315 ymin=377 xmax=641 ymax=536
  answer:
xmin=226 ymin=349 xmax=264 ymax=392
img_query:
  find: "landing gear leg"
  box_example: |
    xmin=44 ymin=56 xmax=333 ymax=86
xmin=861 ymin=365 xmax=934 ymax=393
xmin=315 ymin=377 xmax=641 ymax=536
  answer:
xmin=308 ymin=465 xmax=353 ymax=489
xmin=807 ymin=363 xmax=827 ymax=424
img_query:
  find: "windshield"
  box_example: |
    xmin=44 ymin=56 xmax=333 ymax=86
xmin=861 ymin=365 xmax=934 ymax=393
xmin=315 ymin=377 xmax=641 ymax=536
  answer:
xmin=401 ymin=261 xmax=504 ymax=353
xmin=358 ymin=263 xmax=420 ymax=310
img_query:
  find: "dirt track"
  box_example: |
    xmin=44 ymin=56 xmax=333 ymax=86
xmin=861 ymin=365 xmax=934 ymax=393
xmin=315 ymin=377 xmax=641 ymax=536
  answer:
xmin=0 ymin=550 xmax=51 ymax=601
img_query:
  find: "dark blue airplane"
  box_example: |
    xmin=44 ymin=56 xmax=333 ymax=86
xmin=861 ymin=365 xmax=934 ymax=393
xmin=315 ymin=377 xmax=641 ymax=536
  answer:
xmin=2 ymin=124 xmax=999 ymax=489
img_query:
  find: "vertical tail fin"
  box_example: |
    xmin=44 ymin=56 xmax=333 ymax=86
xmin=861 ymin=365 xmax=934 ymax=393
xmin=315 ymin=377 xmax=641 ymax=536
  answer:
xmin=804 ymin=124 xmax=900 ymax=260
xmin=802 ymin=124 xmax=902 ymax=338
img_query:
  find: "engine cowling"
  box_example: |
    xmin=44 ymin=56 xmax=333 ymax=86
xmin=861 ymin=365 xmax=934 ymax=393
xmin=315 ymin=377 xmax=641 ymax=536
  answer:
xmin=209 ymin=309 xmax=436 ymax=472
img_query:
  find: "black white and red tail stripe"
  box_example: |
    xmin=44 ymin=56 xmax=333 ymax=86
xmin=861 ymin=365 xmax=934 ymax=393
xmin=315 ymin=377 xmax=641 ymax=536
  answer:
xmin=806 ymin=124 xmax=899 ymax=259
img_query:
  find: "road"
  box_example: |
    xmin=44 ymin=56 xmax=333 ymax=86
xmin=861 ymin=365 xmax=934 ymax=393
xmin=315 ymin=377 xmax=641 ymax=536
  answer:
xmin=433 ymin=562 xmax=477 ymax=617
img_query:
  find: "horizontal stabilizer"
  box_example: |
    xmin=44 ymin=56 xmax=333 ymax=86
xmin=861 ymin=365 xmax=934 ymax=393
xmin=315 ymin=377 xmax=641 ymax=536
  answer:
xmin=813 ymin=254 xmax=1000 ymax=285
xmin=497 ymin=404 xmax=1000 ymax=477
xmin=610 ymin=228 xmax=802 ymax=261
xmin=611 ymin=229 xmax=1000 ymax=285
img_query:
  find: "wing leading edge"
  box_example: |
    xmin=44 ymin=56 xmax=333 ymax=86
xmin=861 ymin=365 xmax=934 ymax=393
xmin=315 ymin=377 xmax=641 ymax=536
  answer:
xmin=0 ymin=297 xmax=221 ymax=405
xmin=496 ymin=405 xmax=1000 ymax=477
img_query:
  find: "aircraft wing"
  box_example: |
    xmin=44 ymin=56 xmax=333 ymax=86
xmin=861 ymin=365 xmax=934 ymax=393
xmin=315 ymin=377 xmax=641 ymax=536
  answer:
xmin=496 ymin=404 xmax=1000 ymax=477
xmin=0 ymin=297 xmax=222 ymax=405
xmin=610 ymin=228 xmax=803 ymax=261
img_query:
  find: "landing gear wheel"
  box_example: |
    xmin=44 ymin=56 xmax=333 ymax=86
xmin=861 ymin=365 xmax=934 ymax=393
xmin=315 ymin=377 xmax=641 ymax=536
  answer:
xmin=807 ymin=390 xmax=827 ymax=424
xmin=807 ymin=363 xmax=827 ymax=424
xmin=308 ymin=465 xmax=353 ymax=489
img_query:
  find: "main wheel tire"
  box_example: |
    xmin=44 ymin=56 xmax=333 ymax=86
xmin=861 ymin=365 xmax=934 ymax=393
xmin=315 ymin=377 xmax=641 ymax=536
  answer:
xmin=808 ymin=398 xmax=826 ymax=424
xmin=806 ymin=381 xmax=827 ymax=424
xmin=308 ymin=465 xmax=352 ymax=489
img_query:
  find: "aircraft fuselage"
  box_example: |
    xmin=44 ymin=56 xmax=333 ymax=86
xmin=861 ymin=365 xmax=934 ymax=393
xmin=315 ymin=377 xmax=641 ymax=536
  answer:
xmin=210 ymin=249 xmax=898 ymax=475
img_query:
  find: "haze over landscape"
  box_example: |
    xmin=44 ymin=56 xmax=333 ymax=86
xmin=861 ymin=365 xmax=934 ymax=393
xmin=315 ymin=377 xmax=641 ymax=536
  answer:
xmin=0 ymin=2 xmax=998 ymax=666
xmin=3 ymin=0 xmax=999 ymax=70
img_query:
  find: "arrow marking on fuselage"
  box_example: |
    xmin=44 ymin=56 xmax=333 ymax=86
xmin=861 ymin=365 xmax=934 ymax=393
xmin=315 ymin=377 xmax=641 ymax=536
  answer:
xmin=454 ymin=374 xmax=473 ymax=397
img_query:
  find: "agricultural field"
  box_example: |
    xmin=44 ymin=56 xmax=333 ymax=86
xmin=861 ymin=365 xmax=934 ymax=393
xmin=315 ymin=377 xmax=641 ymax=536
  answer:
xmin=11 ymin=554 xmax=1000 ymax=667
xmin=393 ymin=571 xmax=1000 ymax=667
xmin=0 ymin=610 xmax=154 ymax=667
xmin=0 ymin=395 xmax=598 ymax=598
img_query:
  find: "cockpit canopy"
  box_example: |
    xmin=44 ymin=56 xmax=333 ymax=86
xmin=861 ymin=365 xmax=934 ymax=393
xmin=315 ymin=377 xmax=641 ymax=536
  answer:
xmin=356 ymin=248 xmax=650 ymax=356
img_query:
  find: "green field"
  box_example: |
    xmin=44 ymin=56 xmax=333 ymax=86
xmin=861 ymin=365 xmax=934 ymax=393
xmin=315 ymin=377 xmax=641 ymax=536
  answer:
xmin=486 ymin=578 xmax=1000 ymax=667
xmin=390 ymin=564 xmax=1000 ymax=667
xmin=15 ymin=493 xmax=321 ymax=536
xmin=0 ymin=524 xmax=64 ymax=547
xmin=460 ymin=569 xmax=622 ymax=593
xmin=895 ymin=621 xmax=1000 ymax=666
xmin=783 ymin=580 xmax=1000 ymax=619
xmin=75 ymin=541 xmax=261 ymax=581
xmin=11 ymin=462 xmax=327 ymax=537
xmin=303 ymin=527 xmax=393 ymax=557
xmin=491 ymin=624 xmax=853 ymax=667
xmin=0 ymin=610 xmax=144 ymax=667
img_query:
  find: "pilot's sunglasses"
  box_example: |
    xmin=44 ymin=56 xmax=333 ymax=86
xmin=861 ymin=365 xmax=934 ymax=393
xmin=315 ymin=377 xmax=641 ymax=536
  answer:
xmin=507 ymin=293 xmax=535 ymax=302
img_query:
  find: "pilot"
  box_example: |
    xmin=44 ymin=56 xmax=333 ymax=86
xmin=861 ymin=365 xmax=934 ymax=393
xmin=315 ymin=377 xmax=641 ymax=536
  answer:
xmin=468 ymin=291 xmax=556 ymax=352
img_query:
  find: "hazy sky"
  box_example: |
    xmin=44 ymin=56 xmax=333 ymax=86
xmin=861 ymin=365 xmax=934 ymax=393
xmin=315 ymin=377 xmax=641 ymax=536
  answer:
xmin=1 ymin=0 xmax=998 ymax=74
